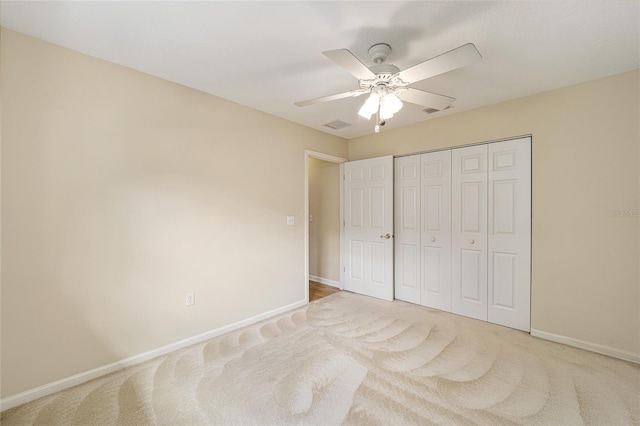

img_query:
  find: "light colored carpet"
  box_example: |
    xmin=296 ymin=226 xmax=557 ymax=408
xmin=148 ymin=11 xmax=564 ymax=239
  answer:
xmin=2 ymin=291 xmax=639 ymax=425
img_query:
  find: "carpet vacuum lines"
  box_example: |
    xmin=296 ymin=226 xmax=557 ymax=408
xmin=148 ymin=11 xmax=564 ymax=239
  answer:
xmin=2 ymin=291 xmax=639 ymax=425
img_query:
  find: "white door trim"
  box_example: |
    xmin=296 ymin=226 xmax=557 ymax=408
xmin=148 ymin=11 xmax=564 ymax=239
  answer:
xmin=304 ymin=150 xmax=347 ymax=303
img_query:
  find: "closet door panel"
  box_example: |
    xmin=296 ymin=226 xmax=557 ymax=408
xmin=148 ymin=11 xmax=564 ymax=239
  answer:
xmin=394 ymin=156 xmax=421 ymax=304
xmin=488 ymin=137 xmax=531 ymax=331
xmin=452 ymin=145 xmax=488 ymax=321
xmin=420 ymin=150 xmax=452 ymax=311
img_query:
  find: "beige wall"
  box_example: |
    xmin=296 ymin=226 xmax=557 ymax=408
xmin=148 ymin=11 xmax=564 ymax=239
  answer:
xmin=0 ymin=29 xmax=348 ymax=398
xmin=308 ymin=158 xmax=341 ymax=283
xmin=350 ymin=70 xmax=640 ymax=360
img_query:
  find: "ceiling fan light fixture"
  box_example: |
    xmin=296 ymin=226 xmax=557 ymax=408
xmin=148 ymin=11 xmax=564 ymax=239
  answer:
xmin=357 ymin=92 xmax=380 ymax=120
xmin=296 ymin=42 xmax=481 ymax=134
xmin=380 ymin=92 xmax=403 ymax=120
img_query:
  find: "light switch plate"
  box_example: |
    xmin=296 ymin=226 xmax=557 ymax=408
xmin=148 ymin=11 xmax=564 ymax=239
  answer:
xmin=185 ymin=292 xmax=195 ymax=306
xmin=286 ymin=216 xmax=295 ymax=226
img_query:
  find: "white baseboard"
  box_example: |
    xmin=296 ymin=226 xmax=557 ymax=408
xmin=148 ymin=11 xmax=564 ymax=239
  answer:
xmin=0 ymin=299 xmax=308 ymax=412
xmin=530 ymin=329 xmax=639 ymax=364
xmin=309 ymin=275 xmax=341 ymax=289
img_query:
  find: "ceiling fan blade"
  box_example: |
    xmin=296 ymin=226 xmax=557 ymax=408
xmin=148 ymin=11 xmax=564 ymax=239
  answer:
xmin=294 ymin=90 xmax=367 ymax=107
xmin=398 ymin=43 xmax=481 ymax=84
xmin=323 ymin=49 xmax=376 ymax=80
xmin=398 ymin=88 xmax=455 ymax=111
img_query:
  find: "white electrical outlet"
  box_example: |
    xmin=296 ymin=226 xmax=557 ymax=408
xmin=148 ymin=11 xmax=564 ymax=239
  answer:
xmin=185 ymin=292 xmax=195 ymax=306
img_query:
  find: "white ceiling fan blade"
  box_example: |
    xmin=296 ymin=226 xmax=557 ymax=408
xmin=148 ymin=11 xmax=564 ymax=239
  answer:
xmin=294 ymin=90 xmax=367 ymax=107
xmin=323 ymin=49 xmax=376 ymax=80
xmin=398 ymin=88 xmax=455 ymax=111
xmin=398 ymin=43 xmax=481 ymax=84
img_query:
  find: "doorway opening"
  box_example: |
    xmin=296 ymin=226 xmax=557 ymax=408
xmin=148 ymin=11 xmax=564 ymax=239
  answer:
xmin=304 ymin=150 xmax=347 ymax=302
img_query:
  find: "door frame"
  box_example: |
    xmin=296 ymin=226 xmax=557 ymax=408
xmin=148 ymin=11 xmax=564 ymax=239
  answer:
xmin=304 ymin=150 xmax=347 ymax=303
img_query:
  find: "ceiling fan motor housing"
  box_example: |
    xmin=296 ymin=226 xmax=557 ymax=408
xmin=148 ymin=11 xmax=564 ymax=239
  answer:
xmin=359 ymin=64 xmax=406 ymax=91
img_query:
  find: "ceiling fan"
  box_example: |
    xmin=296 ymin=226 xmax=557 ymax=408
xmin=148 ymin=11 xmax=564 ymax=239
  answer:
xmin=295 ymin=43 xmax=481 ymax=132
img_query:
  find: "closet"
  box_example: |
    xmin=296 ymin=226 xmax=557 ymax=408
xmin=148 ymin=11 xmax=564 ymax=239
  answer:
xmin=394 ymin=136 xmax=531 ymax=331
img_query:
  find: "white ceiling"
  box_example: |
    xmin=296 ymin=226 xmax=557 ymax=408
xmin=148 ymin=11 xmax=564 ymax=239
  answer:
xmin=2 ymin=1 xmax=639 ymax=139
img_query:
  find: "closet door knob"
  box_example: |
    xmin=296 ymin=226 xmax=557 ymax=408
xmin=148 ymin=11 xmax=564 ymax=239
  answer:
xmin=380 ymin=234 xmax=392 ymax=239
xmin=469 ymin=239 xmax=475 ymax=244
xmin=431 ymin=237 xmax=436 ymax=242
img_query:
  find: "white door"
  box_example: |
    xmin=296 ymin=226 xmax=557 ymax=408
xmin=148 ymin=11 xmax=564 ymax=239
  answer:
xmin=344 ymin=156 xmax=394 ymax=301
xmin=394 ymin=155 xmax=420 ymax=304
xmin=421 ymin=150 xmax=452 ymax=311
xmin=452 ymin=144 xmax=488 ymax=321
xmin=488 ymin=137 xmax=531 ymax=331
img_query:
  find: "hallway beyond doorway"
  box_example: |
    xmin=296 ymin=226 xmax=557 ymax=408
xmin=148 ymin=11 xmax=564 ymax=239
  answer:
xmin=309 ymin=281 xmax=340 ymax=301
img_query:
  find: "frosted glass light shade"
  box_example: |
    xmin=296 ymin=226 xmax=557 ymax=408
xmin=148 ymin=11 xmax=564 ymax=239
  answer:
xmin=358 ymin=93 xmax=380 ymax=120
xmin=380 ymin=92 xmax=403 ymax=120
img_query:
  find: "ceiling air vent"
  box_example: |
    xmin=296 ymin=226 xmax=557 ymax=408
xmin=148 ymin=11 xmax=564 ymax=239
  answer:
xmin=323 ymin=120 xmax=352 ymax=130
xmin=423 ymin=105 xmax=454 ymax=114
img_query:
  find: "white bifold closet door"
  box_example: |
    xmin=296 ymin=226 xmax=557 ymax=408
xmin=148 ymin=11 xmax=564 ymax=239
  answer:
xmin=451 ymin=144 xmax=489 ymax=321
xmin=394 ymin=155 xmax=421 ymax=304
xmin=421 ymin=150 xmax=452 ymax=311
xmin=394 ymin=150 xmax=451 ymax=310
xmin=487 ymin=138 xmax=531 ymax=331
xmin=393 ymin=137 xmax=530 ymax=332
